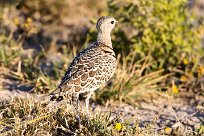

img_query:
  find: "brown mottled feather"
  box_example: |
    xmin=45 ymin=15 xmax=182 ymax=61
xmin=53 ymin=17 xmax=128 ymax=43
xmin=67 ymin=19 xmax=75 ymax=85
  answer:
xmin=50 ymin=42 xmax=116 ymax=100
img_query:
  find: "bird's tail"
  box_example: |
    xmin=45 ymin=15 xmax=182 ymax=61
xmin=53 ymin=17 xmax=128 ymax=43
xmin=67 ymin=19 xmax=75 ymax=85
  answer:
xmin=49 ymin=85 xmax=73 ymax=102
xmin=49 ymin=86 xmax=63 ymax=101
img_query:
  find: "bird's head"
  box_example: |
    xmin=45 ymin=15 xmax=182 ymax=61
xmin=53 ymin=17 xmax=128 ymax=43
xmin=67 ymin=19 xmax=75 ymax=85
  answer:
xmin=96 ymin=16 xmax=117 ymax=34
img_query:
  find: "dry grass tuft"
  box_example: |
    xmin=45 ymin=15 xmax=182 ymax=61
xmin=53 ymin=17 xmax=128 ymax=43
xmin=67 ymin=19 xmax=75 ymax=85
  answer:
xmin=96 ymin=54 xmax=170 ymax=105
xmin=0 ymin=97 xmax=160 ymax=135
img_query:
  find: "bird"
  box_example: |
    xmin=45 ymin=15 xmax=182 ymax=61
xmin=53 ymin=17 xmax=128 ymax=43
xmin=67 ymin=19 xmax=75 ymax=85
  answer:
xmin=50 ymin=16 xmax=117 ymax=122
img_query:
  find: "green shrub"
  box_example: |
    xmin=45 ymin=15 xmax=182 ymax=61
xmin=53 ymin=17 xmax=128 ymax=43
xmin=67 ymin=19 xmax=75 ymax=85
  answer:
xmin=107 ymin=0 xmax=202 ymax=74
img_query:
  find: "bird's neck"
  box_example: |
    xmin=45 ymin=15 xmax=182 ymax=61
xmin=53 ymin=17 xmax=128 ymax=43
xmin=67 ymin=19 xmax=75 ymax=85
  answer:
xmin=97 ymin=32 xmax=112 ymax=47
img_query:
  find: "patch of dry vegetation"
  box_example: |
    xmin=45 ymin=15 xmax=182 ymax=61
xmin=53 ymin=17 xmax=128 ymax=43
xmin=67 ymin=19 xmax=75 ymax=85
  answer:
xmin=0 ymin=97 xmax=158 ymax=135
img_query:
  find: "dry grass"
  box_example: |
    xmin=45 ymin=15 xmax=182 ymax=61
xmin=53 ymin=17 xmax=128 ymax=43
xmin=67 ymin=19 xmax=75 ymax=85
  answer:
xmin=96 ymin=54 xmax=170 ymax=105
xmin=0 ymin=96 xmax=161 ymax=136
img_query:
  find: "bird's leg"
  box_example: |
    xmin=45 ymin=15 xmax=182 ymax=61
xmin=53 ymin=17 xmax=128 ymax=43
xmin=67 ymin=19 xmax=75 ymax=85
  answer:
xmin=85 ymin=91 xmax=93 ymax=124
xmin=75 ymin=92 xmax=81 ymax=125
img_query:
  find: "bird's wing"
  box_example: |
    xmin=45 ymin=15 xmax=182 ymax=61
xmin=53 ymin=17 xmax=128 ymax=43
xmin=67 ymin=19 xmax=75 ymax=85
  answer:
xmin=51 ymin=43 xmax=102 ymax=96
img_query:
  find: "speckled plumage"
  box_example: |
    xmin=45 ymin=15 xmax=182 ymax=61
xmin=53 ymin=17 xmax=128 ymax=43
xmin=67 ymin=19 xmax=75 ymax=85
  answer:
xmin=50 ymin=16 xmax=117 ymax=118
xmin=50 ymin=42 xmax=116 ymax=99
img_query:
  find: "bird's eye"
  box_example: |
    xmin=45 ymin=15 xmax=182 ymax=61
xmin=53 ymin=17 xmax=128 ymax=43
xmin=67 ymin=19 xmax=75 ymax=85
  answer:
xmin=111 ymin=21 xmax=115 ymax=24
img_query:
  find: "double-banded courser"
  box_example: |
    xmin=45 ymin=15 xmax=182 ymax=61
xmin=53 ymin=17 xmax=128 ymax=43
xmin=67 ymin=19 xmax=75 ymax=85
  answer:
xmin=50 ymin=16 xmax=117 ymax=120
